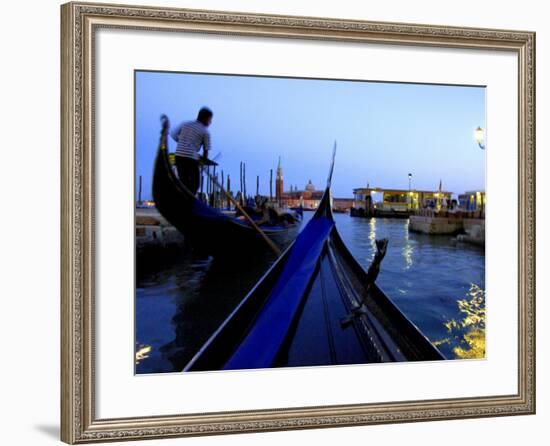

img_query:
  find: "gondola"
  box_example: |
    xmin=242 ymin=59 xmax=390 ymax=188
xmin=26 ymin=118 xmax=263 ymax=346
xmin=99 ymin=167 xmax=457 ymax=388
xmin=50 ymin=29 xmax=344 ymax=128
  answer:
xmin=184 ymin=148 xmax=445 ymax=372
xmin=152 ymin=116 xmax=300 ymax=256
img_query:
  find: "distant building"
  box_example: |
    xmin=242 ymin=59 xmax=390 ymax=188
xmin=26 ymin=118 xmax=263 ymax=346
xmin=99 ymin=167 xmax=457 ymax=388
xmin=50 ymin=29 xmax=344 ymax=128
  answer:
xmin=280 ymin=181 xmax=355 ymax=211
xmin=458 ymin=191 xmax=485 ymax=212
xmin=353 ymin=187 xmax=453 ymax=212
xmin=282 ymin=179 xmax=324 ymax=209
xmin=275 ymin=159 xmax=354 ymax=210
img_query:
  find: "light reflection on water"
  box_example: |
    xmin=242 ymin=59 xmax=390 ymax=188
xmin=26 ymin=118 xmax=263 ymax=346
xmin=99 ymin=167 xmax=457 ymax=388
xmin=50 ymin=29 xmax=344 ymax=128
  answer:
xmin=402 ymin=223 xmax=414 ymax=270
xmin=135 ymin=345 xmax=152 ymax=365
xmin=135 ymin=213 xmax=485 ymax=373
xmin=435 ymin=284 xmax=486 ymax=359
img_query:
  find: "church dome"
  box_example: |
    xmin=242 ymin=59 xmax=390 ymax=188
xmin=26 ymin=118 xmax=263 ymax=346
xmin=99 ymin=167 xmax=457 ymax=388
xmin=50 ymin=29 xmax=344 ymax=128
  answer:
xmin=305 ymin=179 xmax=315 ymax=192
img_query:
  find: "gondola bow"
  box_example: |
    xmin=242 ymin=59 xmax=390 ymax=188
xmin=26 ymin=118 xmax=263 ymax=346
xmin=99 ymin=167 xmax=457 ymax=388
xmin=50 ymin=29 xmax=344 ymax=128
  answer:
xmin=184 ymin=148 xmax=444 ymax=371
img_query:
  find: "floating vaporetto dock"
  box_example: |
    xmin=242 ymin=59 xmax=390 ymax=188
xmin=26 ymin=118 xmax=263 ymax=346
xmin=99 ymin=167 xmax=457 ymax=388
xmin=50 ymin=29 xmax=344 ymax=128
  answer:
xmin=409 ymin=209 xmax=485 ymax=246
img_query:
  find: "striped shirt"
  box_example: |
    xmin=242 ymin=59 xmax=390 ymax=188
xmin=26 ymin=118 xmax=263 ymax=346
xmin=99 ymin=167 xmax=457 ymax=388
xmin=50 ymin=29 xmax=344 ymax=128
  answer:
xmin=170 ymin=120 xmax=211 ymax=160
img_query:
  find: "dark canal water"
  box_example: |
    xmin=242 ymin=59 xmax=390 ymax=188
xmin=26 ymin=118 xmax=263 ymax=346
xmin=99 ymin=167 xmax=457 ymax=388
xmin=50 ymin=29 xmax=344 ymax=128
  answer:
xmin=135 ymin=213 xmax=485 ymax=374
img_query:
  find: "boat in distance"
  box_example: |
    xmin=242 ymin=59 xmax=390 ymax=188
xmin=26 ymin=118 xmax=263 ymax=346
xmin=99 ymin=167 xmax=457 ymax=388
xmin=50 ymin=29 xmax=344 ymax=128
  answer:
xmin=152 ymin=115 xmax=300 ymax=256
xmin=184 ymin=148 xmax=445 ymax=372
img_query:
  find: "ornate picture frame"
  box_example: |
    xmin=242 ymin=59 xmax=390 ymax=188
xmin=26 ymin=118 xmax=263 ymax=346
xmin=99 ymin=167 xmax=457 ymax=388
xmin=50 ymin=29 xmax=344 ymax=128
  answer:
xmin=61 ymin=2 xmax=535 ymax=443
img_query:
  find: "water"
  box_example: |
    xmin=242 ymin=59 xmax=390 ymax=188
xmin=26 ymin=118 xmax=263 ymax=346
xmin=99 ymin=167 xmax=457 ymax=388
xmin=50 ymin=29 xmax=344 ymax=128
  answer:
xmin=135 ymin=213 xmax=485 ymax=373
xmin=333 ymin=215 xmax=485 ymax=360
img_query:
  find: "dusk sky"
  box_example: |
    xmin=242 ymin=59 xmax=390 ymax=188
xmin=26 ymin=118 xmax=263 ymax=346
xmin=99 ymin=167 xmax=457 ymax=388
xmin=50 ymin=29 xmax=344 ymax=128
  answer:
xmin=135 ymin=71 xmax=486 ymax=200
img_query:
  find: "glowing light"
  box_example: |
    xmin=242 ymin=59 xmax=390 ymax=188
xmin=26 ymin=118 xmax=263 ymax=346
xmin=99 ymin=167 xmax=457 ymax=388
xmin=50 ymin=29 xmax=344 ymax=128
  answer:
xmin=475 ymin=126 xmax=485 ymax=149
xmin=135 ymin=345 xmax=152 ymax=365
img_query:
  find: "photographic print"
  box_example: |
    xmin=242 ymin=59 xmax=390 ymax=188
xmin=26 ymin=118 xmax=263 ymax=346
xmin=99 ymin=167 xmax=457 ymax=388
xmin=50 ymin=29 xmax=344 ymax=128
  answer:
xmin=61 ymin=4 xmax=535 ymax=441
xmin=134 ymin=71 xmax=486 ymax=374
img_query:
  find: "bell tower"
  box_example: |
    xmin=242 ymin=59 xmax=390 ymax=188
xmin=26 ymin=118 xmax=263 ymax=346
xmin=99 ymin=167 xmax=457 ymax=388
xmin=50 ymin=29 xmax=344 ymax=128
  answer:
xmin=275 ymin=156 xmax=284 ymax=205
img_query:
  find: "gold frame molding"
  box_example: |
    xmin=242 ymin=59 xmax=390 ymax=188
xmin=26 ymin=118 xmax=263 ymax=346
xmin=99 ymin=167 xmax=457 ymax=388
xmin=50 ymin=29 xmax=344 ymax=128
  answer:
xmin=60 ymin=2 xmax=536 ymax=443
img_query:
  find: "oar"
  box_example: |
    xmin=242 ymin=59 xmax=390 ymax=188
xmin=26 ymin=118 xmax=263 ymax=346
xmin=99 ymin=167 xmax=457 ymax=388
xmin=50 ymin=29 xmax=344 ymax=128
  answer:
xmin=203 ymin=170 xmax=282 ymax=256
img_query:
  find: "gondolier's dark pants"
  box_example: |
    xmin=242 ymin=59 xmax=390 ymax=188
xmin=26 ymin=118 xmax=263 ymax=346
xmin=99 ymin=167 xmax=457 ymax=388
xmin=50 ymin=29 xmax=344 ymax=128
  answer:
xmin=176 ymin=156 xmax=200 ymax=196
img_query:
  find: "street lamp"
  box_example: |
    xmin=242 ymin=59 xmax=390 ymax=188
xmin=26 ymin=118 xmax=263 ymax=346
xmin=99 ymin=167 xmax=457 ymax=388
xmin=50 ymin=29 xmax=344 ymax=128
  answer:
xmin=475 ymin=126 xmax=486 ymax=150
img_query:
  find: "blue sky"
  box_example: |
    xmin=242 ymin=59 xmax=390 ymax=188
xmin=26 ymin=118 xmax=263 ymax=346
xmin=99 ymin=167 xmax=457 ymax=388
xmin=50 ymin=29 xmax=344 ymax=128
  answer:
xmin=135 ymin=71 xmax=485 ymax=200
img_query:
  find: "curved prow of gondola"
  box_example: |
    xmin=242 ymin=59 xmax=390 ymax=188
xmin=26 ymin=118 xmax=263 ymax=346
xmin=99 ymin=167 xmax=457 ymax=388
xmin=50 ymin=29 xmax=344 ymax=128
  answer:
xmin=155 ymin=114 xmax=195 ymax=198
xmin=152 ymin=115 xmax=196 ymax=228
xmin=183 ymin=144 xmax=444 ymax=372
xmin=159 ymin=114 xmax=169 ymax=149
xmin=313 ymin=141 xmax=336 ymax=220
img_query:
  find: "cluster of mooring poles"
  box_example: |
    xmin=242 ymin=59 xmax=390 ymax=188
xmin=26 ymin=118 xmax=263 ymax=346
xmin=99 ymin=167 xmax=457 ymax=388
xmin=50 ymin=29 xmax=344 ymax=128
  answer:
xmin=198 ymin=160 xmax=277 ymax=211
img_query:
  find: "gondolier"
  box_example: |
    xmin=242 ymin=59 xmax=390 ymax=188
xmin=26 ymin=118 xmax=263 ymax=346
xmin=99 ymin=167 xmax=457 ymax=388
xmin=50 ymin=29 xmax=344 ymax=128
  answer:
xmin=170 ymin=107 xmax=213 ymax=195
xmin=153 ymin=115 xmax=301 ymax=257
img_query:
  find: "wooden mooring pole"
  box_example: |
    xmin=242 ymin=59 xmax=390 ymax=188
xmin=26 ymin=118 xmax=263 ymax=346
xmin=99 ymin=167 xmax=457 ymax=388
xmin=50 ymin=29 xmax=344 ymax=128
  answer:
xmin=239 ymin=162 xmax=243 ymax=204
xmin=204 ymin=170 xmax=281 ymax=256
xmin=227 ymin=174 xmax=231 ymax=209
xmin=243 ymin=163 xmax=247 ymax=200
xmin=269 ymin=169 xmax=273 ymax=201
xmin=221 ymin=170 xmax=224 ymax=209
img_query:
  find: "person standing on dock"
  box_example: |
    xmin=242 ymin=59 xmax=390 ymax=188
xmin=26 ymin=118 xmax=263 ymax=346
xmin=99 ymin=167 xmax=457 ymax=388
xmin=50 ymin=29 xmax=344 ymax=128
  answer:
xmin=170 ymin=107 xmax=213 ymax=196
